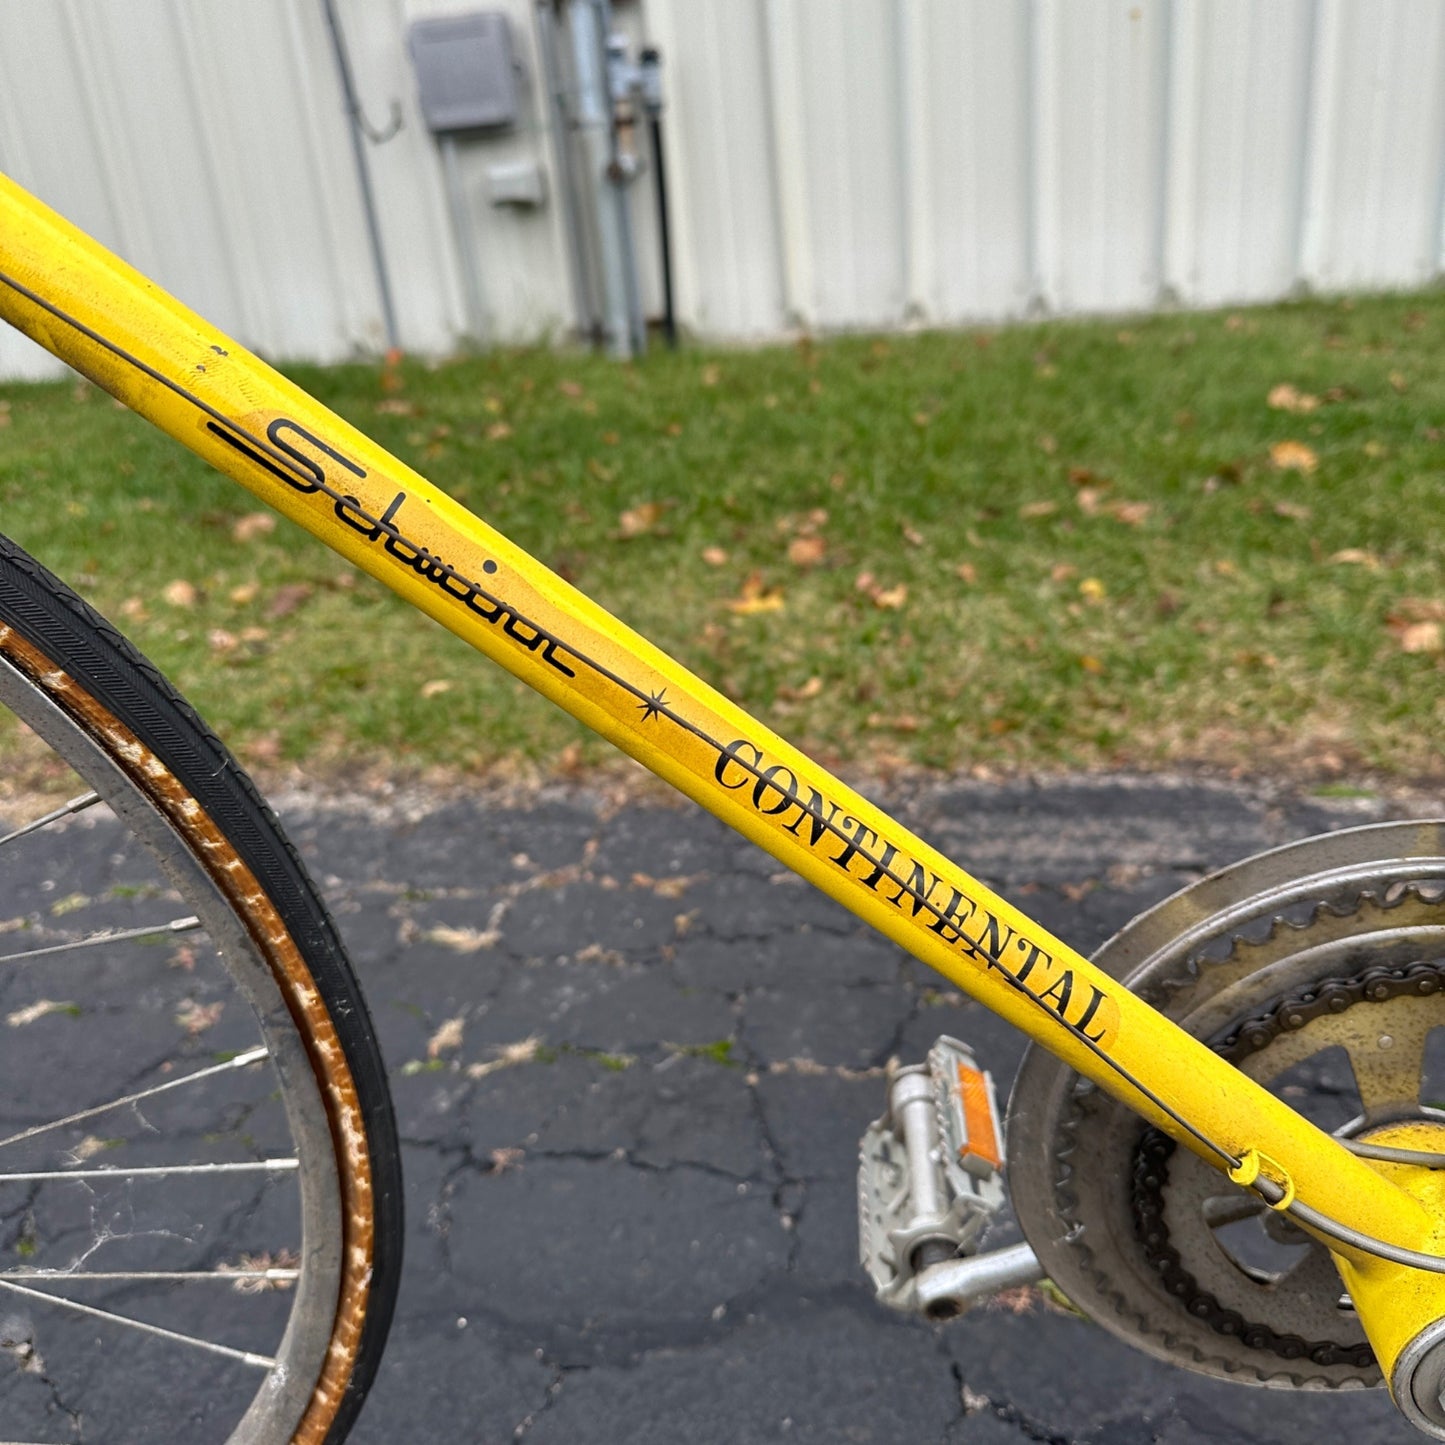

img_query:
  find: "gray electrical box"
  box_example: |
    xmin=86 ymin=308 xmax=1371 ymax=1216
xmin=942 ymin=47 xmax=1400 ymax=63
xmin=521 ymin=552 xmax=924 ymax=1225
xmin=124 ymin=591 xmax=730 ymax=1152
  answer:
xmin=408 ymin=12 xmax=518 ymax=133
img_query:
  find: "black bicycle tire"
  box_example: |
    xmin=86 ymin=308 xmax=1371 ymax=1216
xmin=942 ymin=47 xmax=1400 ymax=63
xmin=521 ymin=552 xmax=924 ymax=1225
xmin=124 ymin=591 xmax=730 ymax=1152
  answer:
xmin=0 ymin=531 xmax=402 ymax=1444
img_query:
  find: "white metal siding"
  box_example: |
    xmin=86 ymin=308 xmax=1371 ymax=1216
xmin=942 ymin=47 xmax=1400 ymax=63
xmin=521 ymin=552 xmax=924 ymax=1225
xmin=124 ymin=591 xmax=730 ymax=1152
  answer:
xmin=0 ymin=0 xmax=1442 ymax=380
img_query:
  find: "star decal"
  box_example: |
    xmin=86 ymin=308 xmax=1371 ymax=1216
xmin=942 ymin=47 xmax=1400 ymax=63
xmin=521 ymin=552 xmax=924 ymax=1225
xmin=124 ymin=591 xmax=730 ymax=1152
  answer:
xmin=637 ymin=688 xmax=669 ymax=723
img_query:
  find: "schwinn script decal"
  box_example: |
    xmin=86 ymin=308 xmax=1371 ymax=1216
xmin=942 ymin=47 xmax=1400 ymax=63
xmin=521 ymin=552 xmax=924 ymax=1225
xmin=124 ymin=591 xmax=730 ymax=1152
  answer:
xmin=713 ymin=740 xmax=1118 ymax=1046
xmin=210 ymin=411 xmax=1118 ymax=1050
xmin=206 ymin=417 xmax=575 ymax=677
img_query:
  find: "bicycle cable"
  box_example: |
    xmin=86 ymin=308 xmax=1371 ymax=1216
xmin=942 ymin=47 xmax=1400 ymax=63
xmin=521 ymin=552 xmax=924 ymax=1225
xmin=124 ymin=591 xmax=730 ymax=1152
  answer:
xmin=11 ymin=264 xmax=1445 ymax=1284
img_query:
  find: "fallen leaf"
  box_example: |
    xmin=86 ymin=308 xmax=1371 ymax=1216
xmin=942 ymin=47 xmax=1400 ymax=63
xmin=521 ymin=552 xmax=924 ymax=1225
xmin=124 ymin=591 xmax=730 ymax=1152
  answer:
xmin=6 ymin=999 xmax=73 ymax=1028
xmin=163 ymin=579 xmax=198 ymax=608
xmin=489 ymin=1147 xmax=525 ymax=1174
xmin=230 ymin=582 xmax=259 ymax=606
xmin=466 ymin=1037 xmax=542 ymax=1079
xmin=208 ymin=628 xmax=238 ymax=654
xmin=787 ymin=535 xmax=826 ymax=568
xmin=618 ymin=502 xmax=665 ymax=538
xmin=485 ymin=421 xmax=513 ymax=442
xmin=1075 ymin=488 xmax=1104 ymax=516
xmin=266 ymin=583 xmax=313 ymax=619
xmin=232 ymin=513 xmax=276 ymax=543
xmin=866 ymin=712 xmax=920 ymax=732
xmin=1362 ymin=440 xmax=1388 ymax=459
xmin=1110 ymin=500 xmax=1152 ymax=527
xmin=1036 ymin=433 xmax=1058 ymax=455
xmin=630 ymin=872 xmax=702 ymax=899
xmin=1330 ymin=548 xmax=1380 ymax=569
xmin=574 ymin=943 xmax=626 ymax=965
xmin=700 ymin=545 xmax=728 ymax=566
xmin=1272 ymin=501 xmax=1312 ymax=522
xmin=420 ymin=680 xmax=452 ymax=698
xmin=558 ymin=379 xmax=585 ymax=398
xmin=1396 ymin=621 xmax=1442 ymax=654
xmin=1389 ymin=598 xmax=1445 ymax=621
xmin=245 ymin=733 xmax=281 ymax=764
xmin=955 ymin=563 xmax=977 ymax=584
xmin=425 ymin=924 xmax=501 ymax=953
xmin=1079 ymin=577 xmax=1107 ymax=603
xmin=176 ymin=999 xmax=224 ymax=1035
xmin=427 ymin=1016 xmax=465 ymax=1058
xmin=376 ymin=398 xmax=418 ymax=416
xmin=1079 ymin=655 xmax=1104 ymax=674
xmin=727 ymin=571 xmax=785 ymax=615
xmin=1213 ymin=559 xmax=1238 ymax=577
xmin=1050 ymin=563 xmax=1077 ymax=583
xmin=1270 ymin=440 xmax=1318 ymax=474
xmin=1389 ymin=370 xmax=1408 ymax=394
xmin=701 ymin=364 xmax=721 ymax=387
xmin=872 ymin=583 xmax=908 ymax=610
xmin=1019 ymin=501 xmax=1058 ymax=519
xmin=120 ymin=597 xmax=149 ymax=621
xmin=901 ymin=524 xmax=925 ymax=548
xmin=1267 ymin=383 xmax=1320 ymax=414
xmin=779 ymin=675 xmax=824 ymax=701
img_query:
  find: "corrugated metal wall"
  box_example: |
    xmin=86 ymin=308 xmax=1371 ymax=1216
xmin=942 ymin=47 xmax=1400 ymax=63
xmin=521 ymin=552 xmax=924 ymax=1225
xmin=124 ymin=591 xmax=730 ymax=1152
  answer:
xmin=2 ymin=0 xmax=1443 ymax=379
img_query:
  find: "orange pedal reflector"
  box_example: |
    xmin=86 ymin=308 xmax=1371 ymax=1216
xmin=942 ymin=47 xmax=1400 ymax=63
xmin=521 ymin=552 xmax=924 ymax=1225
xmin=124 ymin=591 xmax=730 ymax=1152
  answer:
xmin=955 ymin=1061 xmax=1003 ymax=1171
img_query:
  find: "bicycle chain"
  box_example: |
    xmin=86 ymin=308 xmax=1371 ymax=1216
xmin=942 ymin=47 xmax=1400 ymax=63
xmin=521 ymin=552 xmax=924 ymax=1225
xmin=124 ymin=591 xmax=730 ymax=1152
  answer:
xmin=1128 ymin=948 xmax=1445 ymax=1371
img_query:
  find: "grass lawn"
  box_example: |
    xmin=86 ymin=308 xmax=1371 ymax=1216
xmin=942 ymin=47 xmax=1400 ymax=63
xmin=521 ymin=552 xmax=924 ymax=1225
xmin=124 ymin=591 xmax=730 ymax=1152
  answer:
xmin=1 ymin=291 xmax=1442 ymax=784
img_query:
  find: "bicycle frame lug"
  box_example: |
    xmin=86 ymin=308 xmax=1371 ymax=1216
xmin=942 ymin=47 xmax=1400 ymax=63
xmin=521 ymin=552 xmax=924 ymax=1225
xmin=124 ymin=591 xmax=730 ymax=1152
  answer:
xmin=858 ymin=1037 xmax=1007 ymax=1317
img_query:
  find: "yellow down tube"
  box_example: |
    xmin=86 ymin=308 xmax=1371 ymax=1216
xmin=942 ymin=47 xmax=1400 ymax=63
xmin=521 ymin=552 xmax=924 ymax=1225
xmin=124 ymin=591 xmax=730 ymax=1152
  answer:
xmin=2 ymin=171 xmax=1442 ymax=1381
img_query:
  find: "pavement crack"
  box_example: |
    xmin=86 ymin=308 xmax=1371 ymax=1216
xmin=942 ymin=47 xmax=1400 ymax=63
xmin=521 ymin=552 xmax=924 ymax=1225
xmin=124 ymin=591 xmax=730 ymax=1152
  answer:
xmin=525 ymin=1145 xmax=767 ymax=1187
xmin=510 ymin=1351 xmax=573 ymax=1440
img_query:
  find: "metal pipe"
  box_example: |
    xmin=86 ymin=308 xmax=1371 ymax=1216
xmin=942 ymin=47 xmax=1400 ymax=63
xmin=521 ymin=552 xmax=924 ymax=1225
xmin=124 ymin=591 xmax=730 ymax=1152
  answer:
xmin=319 ymin=0 xmax=400 ymax=353
xmin=438 ymin=133 xmax=488 ymax=344
xmin=567 ymin=0 xmax=635 ymax=358
xmin=534 ymin=1 xmax=596 ymax=342
xmin=640 ymin=47 xmax=676 ymax=348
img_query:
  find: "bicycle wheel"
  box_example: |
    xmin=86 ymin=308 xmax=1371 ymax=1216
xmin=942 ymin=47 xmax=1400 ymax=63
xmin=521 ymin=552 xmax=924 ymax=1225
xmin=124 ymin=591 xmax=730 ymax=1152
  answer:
xmin=0 ymin=534 xmax=401 ymax=1444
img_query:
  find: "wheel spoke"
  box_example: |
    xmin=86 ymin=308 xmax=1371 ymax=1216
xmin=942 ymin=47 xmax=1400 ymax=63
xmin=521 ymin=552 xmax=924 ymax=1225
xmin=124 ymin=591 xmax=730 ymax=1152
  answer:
xmin=0 ymin=790 xmax=101 ymax=849
xmin=0 ymin=1275 xmax=275 ymax=1368
xmin=0 ymin=1158 xmax=296 ymax=1183
xmin=0 ymin=1268 xmax=299 ymax=1284
xmin=0 ymin=915 xmax=201 ymax=965
xmin=0 ymin=1046 xmax=268 ymax=1154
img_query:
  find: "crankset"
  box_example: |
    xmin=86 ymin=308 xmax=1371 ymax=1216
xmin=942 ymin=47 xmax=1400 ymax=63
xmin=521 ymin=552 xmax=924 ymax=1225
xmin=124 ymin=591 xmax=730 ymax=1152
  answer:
xmin=1006 ymin=819 xmax=1445 ymax=1391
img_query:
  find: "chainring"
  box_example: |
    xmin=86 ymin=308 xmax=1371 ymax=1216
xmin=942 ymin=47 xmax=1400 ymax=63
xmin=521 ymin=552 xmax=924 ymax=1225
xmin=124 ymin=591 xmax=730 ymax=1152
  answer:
xmin=1006 ymin=819 xmax=1445 ymax=1389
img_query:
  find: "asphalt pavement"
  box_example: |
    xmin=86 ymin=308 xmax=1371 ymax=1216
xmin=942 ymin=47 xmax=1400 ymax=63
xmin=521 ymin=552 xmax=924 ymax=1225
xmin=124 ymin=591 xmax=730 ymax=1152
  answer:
xmin=261 ymin=770 xmax=1444 ymax=1445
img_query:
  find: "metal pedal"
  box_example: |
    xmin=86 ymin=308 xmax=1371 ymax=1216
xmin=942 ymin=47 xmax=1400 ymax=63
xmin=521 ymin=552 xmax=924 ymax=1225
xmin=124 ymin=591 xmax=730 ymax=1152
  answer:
xmin=859 ymin=1036 xmax=1031 ymax=1318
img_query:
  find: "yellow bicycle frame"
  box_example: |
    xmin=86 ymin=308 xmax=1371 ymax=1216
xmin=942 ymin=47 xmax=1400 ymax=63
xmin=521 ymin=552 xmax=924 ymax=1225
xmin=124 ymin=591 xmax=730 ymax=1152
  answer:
xmin=2 ymin=172 xmax=1443 ymax=1395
